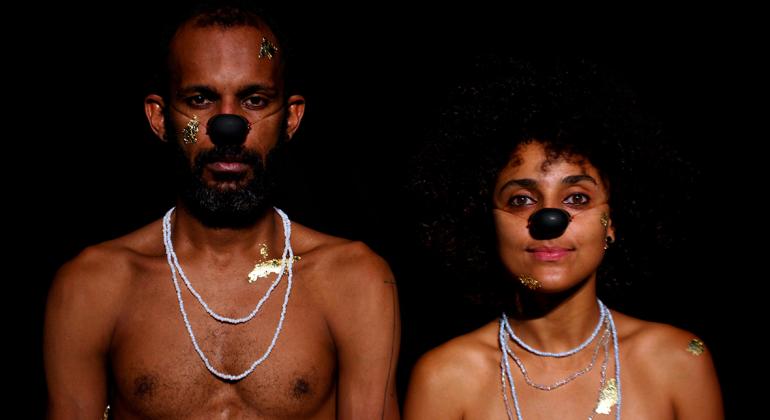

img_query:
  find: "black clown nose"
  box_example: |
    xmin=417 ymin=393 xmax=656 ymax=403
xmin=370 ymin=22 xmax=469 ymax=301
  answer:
xmin=528 ymin=208 xmax=571 ymax=240
xmin=207 ymin=114 xmax=250 ymax=145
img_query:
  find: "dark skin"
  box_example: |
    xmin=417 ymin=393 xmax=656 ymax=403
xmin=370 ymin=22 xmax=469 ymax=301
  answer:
xmin=44 ymin=23 xmax=400 ymax=419
xmin=404 ymin=142 xmax=721 ymax=419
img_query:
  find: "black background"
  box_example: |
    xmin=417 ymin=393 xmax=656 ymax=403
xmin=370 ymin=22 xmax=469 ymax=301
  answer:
xmin=13 ymin=3 xmax=759 ymax=418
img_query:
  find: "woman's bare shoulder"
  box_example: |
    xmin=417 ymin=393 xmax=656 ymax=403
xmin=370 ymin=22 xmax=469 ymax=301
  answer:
xmin=411 ymin=320 xmax=500 ymax=389
xmin=611 ymin=310 xmax=723 ymax=417
xmin=612 ymin=310 xmax=713 ymax=365
xmin=404 ymin=320 xmax=501 ymax=419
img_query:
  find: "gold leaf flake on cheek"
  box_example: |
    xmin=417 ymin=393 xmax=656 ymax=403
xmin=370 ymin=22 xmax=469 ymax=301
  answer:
xmin=595 ymin=378 xmax=618 ymax=414
xmin=182 ymin=115 xmax=199 ymax=144
xmin=686 ymin=338 xmax=705 ymax=356
xmin=517 ymin=274 xmax=541 ymax=290
xmin=600 ymin=212 xmax=609 ymax=228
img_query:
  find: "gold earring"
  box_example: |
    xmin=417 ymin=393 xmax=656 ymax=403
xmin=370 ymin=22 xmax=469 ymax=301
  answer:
xmin=604 ymin=236 xmax=614 ymax=250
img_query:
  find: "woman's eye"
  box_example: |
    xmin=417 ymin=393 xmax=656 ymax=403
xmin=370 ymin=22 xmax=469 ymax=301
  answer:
xmin=508 ymin=195 xmax=536 ymax=207
xmin=564 ymin=193 xmax=590 ymax=205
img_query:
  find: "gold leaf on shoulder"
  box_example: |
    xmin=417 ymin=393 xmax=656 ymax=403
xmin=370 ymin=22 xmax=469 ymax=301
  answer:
xmin=687 ymin=338 xmax=705 ymax=356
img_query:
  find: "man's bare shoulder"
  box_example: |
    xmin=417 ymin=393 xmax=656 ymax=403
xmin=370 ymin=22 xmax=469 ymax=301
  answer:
xmin=49 ymin=218 xmax=164 ymax=308
xmin=292 ymin=223 xmax=393 ymax=287
xmin=44 ymin=218 xmax=166 ymax=367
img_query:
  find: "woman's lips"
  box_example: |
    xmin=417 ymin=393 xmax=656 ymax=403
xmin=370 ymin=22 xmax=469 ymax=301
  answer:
xmin=528 ymin=247 xmax=572 ymax=261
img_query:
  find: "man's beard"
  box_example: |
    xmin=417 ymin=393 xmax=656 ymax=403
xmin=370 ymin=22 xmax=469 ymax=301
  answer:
xmin=168 ymin=132 xmax=286 ymax=229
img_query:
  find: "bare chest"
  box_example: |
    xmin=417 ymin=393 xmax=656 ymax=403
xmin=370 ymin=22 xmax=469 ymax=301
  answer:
xmin=464 ymin=350 xmax=675 ymax=420
xmin=109 ymin=270 xmax=335 ymax=419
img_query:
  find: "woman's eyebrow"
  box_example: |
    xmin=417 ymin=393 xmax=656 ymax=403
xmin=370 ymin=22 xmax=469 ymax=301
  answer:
xmin=499 ymin=178 xmax=536 ymax=192
xmin=562 ymin=174 xmax=597 ymax=185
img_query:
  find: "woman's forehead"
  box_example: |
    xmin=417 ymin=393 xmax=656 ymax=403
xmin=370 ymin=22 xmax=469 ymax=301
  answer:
xmin=505 ymin=142 xmax=597 ymax=175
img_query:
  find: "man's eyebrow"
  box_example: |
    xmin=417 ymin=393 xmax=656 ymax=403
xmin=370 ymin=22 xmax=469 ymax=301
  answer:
xmin=176 ymin=85 xmax=218 ymax=98
xmin=175 ymin=84 xmax=279 ymax=99
xmin=562 ymin=174 xmax=597 ymax=185
xmin=238 ymin=84 xmax=278 ymax=97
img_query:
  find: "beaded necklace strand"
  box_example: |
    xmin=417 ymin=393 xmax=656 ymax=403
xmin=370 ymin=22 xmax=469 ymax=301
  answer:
xmin=162 ymin=207 xmax=295 ymax=381
xmin=499 ymin=300 xmax=622 ymax=420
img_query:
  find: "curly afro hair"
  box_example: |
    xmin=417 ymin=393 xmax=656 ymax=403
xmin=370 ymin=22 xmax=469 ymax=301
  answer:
xmin=410 ymin=57 xmax=695 ymax=306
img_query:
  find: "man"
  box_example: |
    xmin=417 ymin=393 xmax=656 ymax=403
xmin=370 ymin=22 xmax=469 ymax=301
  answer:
xmin=44 ymin=3 xmax=400 ymax=418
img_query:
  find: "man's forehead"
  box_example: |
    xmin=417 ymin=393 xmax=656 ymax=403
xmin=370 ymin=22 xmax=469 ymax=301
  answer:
xmin=171 ymin=23 xmax=277 ymax=54
xmin=168 ymin=24 xmax=282 ymax=88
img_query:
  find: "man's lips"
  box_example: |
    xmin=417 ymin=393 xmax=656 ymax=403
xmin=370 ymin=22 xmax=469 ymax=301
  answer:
xmin=527 ymin=247 xmax=573 ymax=261
xmin=206 ymin=161 xmax=250 ymax=172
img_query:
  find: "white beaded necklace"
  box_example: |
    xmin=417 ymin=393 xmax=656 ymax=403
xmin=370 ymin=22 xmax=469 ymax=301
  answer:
xmin=499 ymin=299 xmax=622 ymax=420
xmin=162 ymin=207 xmax=295 ymax=381
xmin=505 ymin=303 xmax=607 ymax=357
xmin=163 ymin=208 xmax=292 ymax=324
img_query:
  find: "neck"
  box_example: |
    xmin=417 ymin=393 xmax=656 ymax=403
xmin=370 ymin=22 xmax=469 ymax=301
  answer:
xmin=170 ymin=202 xmax=280 ymax=258
xmin=506 ymin=279 xmax=602 ymax=353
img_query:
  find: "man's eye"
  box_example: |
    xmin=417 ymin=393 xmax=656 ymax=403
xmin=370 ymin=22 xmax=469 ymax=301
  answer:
xmin=243 ymin=96 xmax=268 ymax=109
xmin=564 ymin=193 xmax=590 ymax=205
xmin=508 ymin=195 xmax=536 ymax=207
xmin=186 ymin=95 xmax=211 ymax=107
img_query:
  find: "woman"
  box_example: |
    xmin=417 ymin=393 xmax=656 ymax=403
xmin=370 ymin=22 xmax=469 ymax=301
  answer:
xmin=404 ymin=59 xmax=722 ymax=419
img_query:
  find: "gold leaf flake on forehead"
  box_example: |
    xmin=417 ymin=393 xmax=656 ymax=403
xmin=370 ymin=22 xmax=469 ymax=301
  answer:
xmin=259 ymin=37 xmax=278 ymax=60
xmin=687 ymin=338 xmax=706 ymax=356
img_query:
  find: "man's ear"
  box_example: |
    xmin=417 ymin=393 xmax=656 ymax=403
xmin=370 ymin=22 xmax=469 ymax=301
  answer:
xmin=284 ymin=94 xmax=306 ymax=141
xmin=145 ymin=94 xmax=168 ymax=141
